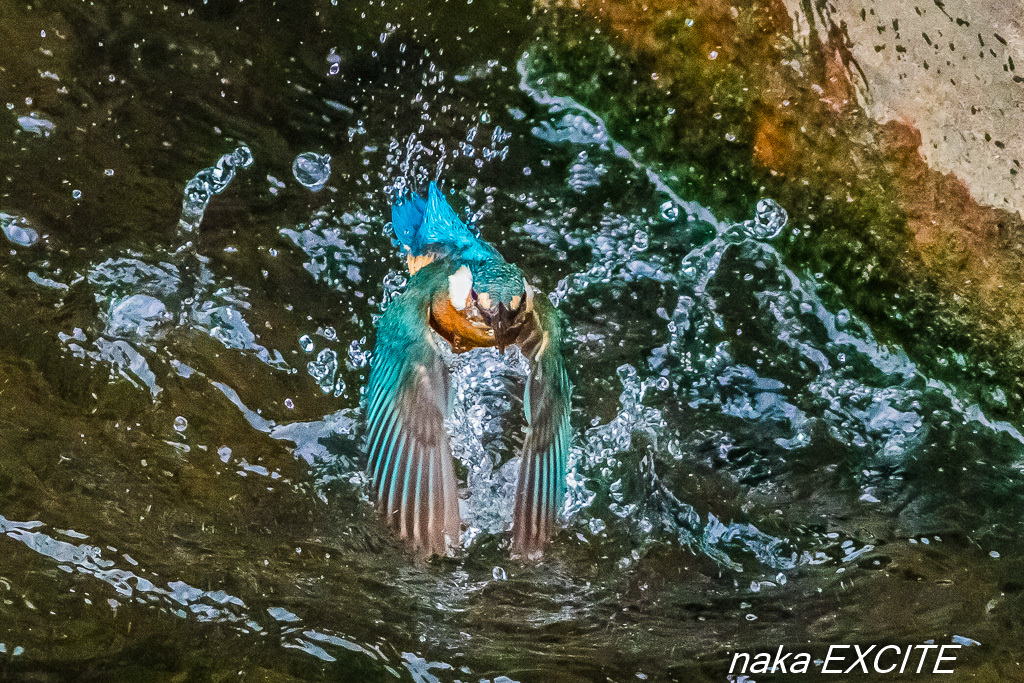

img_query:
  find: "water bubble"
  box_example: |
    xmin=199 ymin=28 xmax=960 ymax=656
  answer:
xmin=308 ymin=348 xmax=338 ymax=393
xmin=184 ymin=177 xmax=212 ymax=206
xmin=990 ymin=550 xmax=1001 ymax=559
xmin=284 ymin=398 xmax=294 ymax=409
xmin=491 ymin=566 xmax=507 ymax=581
xmin=659 ymin=200 xmax=679 ymax=221
xmin=231 ymin=145 xmax=254 ymax=170
xmin=1 ymin=213 xmax=39 ymax=246
xmin=71 ymin=190 xmax=82 ymax=200
xmin=292 ymin=152 xmax=332 ymax=192
xmin=104 ymin=169 xmax=114 ymax=176
xmin=299 ymin=335 xmax=315 ymax=353
xmin=347 ymin=338 xmax=371 ymax=368
xmin=749 ymin=198 xmax=788 ymax=239
xmin=326 ymin=47 xmax=341 ymax=74
xmin=173 ymin=416 xmax=188 ymax=432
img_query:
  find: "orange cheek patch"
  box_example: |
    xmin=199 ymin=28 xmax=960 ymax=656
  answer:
xmin=406 ymin=254 xmax=435 ymax=275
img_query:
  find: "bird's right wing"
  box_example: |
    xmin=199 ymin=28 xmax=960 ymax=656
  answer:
xmin=511 ymin=292 xmax=573 ymax=557
xmin=366 ymin=263 xmax=461 ymax=556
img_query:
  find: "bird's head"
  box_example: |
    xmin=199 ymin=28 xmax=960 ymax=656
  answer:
xmin=448 ymin=262 xmax=533 ymax=351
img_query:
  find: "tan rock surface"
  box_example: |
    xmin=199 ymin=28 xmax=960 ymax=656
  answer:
xmin=784 ymin=0 xmax=1024 ymax=216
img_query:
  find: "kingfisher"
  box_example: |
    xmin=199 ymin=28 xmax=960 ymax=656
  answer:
xmin=366 ymin=182 xmax=572 ymax=558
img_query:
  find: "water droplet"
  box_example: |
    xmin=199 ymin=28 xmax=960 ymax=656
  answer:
xmin=990 ymin=550 xmax=1001 ymax=559
xmin=747 ymin=198 xmax=788 ymax=239
xmin=299 ymin=335 xmax=315 ymax=353
xmin=284 ymin=398 xmax=295 ymax=409
xmin=308 ymin=348 xmax=338 ymax=392
xmin=347 ymin=339 xmax=371 ymax=368
xmin=173 ymin=416 xmax=188 ymax=432
xmin=17 ymin=115 xmax=54 ymax=136
xmin=292 ymin=152 xmax=332 ymax=192
xmin=231 ymin=145 xmax=254 ymax=169
xmin=71 ymin=189 xmax=82 ymax=200
xmin=328 ymin=63 xmax=340 ymax=76
xmin=1 ymin=213 xmax=39 ymax=246
xmin=104 ymin=169 xmax=114 ymax=176
xmin=659 ymin=200 xmax=679 ymax=221
xmin=491 ymin=566 xmax=507 ymax=581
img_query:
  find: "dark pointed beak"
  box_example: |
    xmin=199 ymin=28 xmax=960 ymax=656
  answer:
xmin=478 ymin=297 xmax=527 ymax=352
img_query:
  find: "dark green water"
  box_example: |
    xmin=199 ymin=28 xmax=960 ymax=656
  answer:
xmin=1 ymin=0 xmax=1023 ymax=680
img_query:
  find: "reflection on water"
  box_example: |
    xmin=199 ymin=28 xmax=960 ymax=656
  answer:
xmin=0 ymin=0 xmax=1021 ymax=680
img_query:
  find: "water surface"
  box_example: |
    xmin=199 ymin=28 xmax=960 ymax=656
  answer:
xmin=1 ymin=0 xmax=1022 ymax=680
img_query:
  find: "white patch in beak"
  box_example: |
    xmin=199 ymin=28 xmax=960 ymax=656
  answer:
xmin=448 ymin=266 xmax=473 ymax=311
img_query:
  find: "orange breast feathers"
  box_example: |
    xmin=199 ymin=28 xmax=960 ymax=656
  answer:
xmin=426 ymin=265 xmax=495 ymax=352
xmin=429 ymin=292 xmax=495 ymax=353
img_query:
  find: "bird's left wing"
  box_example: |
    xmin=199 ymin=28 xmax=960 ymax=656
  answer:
xmin=366 ymin=263 xmax=461 ymax=555
xmin=511 ymin=292 xmax=573 ymax=557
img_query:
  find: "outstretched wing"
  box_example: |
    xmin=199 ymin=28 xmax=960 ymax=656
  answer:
xmin=366 ymin=264 xmax=460 ymax=555
xmin=511 ymin=292 xmax=573 ymax=556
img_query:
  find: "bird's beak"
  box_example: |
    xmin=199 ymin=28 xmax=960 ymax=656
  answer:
xmin=478 ymin=295 xmax=527 ymax=352
xmin=490 ymin=302 xmax=517 ymax=351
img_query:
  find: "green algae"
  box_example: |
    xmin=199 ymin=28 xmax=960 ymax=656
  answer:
xmin=526 ymin=2 xmax=1024 ymax=420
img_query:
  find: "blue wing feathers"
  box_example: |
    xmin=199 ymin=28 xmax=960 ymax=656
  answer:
xmin=365 ymin=262 xmax=461 ymax=555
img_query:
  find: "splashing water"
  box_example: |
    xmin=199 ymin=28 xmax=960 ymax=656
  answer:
xmin=1 ymin=212 xmax=39 ymax=246
xmin=292 ymin=152 xmax=333 ymax=192
xmin=178 ymin=145 xmax=253 ymax=236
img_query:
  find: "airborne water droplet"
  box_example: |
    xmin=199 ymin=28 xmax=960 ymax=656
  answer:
xmin=1 ymin=213 xmax=39 ymax=246
xmin=749 ymin=198 xmax=788 ymax=239
xmin=659 ymin=200 xmax=679 ymax=221
xmin=292 ymin=152 xmax=332 ymax=192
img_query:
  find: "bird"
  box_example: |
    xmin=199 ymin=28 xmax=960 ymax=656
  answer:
xmin=365 ymin=181 xmax=572 ymax=558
